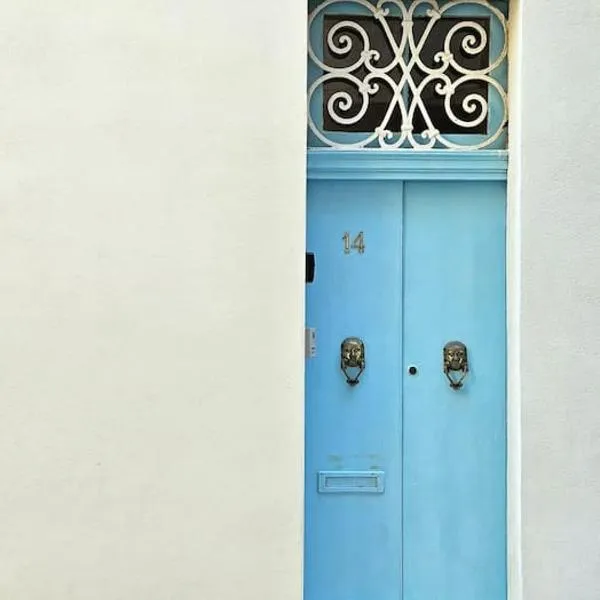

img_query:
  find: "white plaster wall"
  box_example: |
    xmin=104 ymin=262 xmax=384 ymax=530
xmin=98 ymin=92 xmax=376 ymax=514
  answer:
xmin=0 ymin=2 xmax=306 ymax=599
xmin=518 ymin=1 xmax=600 ymax=598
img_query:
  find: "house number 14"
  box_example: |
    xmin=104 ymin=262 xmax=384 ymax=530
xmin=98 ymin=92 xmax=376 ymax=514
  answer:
xmin=343 ymin=231 xmax=365 ymax=254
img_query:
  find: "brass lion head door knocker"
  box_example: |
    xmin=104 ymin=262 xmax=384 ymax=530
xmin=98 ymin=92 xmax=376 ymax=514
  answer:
xmin=443 ymin=341 xmax=469 ymax=390
xmin=341 ymin=337 xmax=365 ymax=386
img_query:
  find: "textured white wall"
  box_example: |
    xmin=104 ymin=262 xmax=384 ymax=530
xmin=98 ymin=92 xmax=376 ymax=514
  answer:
xmin=518 ymin=1 xmax=600 ymax=599
xmin=0 ymin=2 xmax=305 ymax=599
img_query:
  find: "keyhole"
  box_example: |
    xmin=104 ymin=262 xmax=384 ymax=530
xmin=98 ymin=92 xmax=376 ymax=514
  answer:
xmin=408 ymin=365 xmax=418 ymax=376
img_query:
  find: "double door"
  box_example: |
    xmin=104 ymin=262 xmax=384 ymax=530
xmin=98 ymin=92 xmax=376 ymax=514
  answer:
xmin=305 ymin=176 xmax=507 ymax=600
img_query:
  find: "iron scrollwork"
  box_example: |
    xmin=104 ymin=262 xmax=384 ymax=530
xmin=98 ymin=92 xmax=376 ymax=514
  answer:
xmin=308 ymin=0 xmax=508 ymax=150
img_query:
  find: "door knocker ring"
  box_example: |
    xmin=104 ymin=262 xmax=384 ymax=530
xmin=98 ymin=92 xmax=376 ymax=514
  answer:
xmin=443 ymin=341 xmax=469 ymax=390
xmin=341 ymin=337 xmax=365 ymax=386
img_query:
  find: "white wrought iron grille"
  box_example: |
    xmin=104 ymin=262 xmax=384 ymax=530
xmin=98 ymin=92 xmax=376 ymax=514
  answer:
xmin=307 ymin=0 xmax=508 ymax=149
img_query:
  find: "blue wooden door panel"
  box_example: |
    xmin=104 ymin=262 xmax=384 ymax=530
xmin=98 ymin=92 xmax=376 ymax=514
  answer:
xmin=305 ymin=179 xmax=404 ymax=600
xmin=402 ymin=181 xmax=507 ymax=600
xmin=305 ymin=176 xmax=506 ymax=600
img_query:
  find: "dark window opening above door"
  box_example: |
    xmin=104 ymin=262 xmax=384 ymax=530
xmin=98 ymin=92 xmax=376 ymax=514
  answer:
xmin=307 ymin=0 xmax=508 ymax=150
xmin=323 ymin=16 xmax=490 ymax=135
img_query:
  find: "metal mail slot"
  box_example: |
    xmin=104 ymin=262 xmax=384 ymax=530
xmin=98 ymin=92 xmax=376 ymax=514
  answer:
xmin=317 ymin=470 xmax=385 ymax=494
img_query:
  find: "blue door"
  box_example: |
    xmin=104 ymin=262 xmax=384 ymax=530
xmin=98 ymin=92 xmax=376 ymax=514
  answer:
xmin=305 ymin=178 xmax=404 ymax=599
xmin=305 ymin=1 xmax=509 ymax=598
xmin=305 ymin=172 xmax=506 ymax=600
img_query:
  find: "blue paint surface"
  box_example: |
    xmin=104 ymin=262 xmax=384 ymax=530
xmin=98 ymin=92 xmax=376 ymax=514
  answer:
xmin=305 ymin=177 xmax=506 ymax=600
xmin=402 ymin=181 xmax=507 ymax=600
xmin=305 ymin=179 xmax=404 ymax=600
xmin=307 ymin=149 xmax=509 ymax=181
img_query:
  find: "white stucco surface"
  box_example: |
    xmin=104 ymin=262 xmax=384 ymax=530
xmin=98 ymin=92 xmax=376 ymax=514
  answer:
xmin=0 ymin=2 xmax=306 ymax=598
xmin=518 ymin=2 xmax=600 ymax=599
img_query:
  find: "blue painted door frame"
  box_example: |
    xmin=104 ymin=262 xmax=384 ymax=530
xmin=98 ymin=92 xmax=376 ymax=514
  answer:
xmin=304 ymin=151 xmax=507 ymax=600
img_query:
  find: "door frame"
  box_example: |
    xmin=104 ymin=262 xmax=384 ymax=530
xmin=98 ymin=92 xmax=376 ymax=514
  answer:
xmin=506 ymin=1 xmax=523 ymax=599
xmin=303 ymin=0 xmax=524 ymax=597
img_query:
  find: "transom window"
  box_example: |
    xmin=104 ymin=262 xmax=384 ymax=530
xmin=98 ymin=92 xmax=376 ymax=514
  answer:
xmin=307 ymin=0 xmax=508 ymax=150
